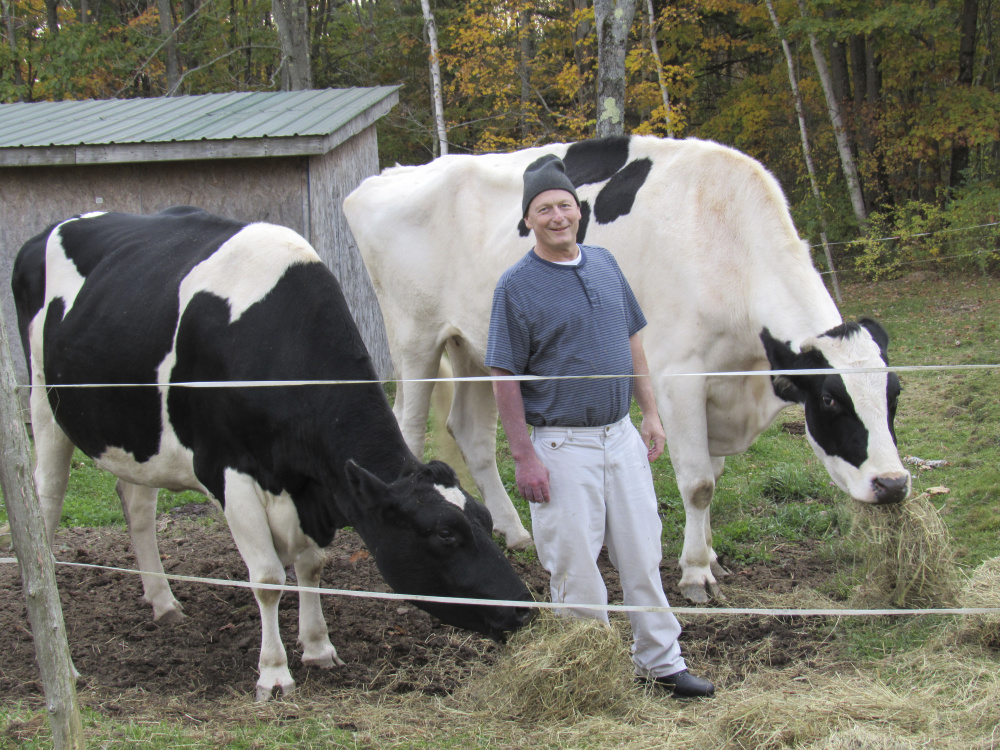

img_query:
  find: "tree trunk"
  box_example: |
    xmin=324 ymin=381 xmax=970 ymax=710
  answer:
xmin=158 ymin=0 xmax=181 ymax=95
xmin=828 ymin=36 xmax=850 ymax=106
xmin=271 ymin=0 xmax=312 ymax=90
xmin=766 ymin=0 xmax=840 ymax=303
xmin=44 ymin=0 xmax=59 ymax=36
xmin=645 ymin=0 xmax=673 ymax=136
xmin=594 ymin=0 xmax=638 ymax=137
xmin=798 ymin=0 xmax=867 ymax=226
xmin=951 ymin=0 xmax=979 ymax=188
xmin=571 ymin=0 xmax=594 ymax=111
xmin=0 ymin=315 xmax=85 ymax=749
xmin=419 ymin=0 xmax=448 ymax=156
xmin=519 ymin=6 xmax=534 ymax=141
xmin=2 ymin=0 xmax=24 ymax=92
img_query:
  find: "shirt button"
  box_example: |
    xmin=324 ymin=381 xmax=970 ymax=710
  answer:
xmin=550 ymin=441 xmax=557 ymax=448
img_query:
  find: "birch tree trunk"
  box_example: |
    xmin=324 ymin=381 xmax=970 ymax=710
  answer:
xmin=594 ymin=0 xmax=638 ymax=137
xmin=0 ymin=316 xmax=84 ymax=749
xmin=645 ymin=0 xmax=673 ymax=136
xmin=765 ymin=0 xmax=841 ymax=303
xmin=798 ymin=0 xmax=867 ymax=226
xmin=419 ymin=0 xmax=448 ymax=156
xmin=271 ymin=0 xmax=312 ymax=90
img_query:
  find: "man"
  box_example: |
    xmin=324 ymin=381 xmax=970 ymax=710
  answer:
xmin=485 ymin=154 xmax=715 ymax=698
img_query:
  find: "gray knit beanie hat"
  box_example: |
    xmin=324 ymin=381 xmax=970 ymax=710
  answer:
xmin=522 ymin=154 xmax=579 ymax=217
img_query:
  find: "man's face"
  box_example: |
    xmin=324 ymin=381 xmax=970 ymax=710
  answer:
xmin=524 ymin=189 xmax=581 ymax=255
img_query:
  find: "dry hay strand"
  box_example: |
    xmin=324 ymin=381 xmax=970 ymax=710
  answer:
xmin=711 ymin=668 xmax=932 ymax=750
xmin=952 ymin=555 xmax=1000 ymax=648
xmin=847 ymin=492 xmax=962 ymax=608
xmin=802 ymin=725 xmax=920 ymax=750
xmin=461 ymin=609 xmax=641 ymax=724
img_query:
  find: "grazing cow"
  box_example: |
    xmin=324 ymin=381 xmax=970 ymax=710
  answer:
xmin=343 ymin=135 xmax=912 ymax=603
xmin=11 ymin=207 xmax=533 ymax=701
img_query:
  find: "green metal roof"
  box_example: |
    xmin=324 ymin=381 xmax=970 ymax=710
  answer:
xmin=0 ymin=87 xmax=399 ymax=165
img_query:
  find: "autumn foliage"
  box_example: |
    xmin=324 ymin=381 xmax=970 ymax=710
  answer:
xmin=2 ymin=0 xmax=998 ymax=271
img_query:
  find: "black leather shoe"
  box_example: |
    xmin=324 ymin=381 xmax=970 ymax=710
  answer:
xmin=639 ymin=669 xmax=715 ymax=698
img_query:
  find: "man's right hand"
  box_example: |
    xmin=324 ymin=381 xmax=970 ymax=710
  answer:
xmin=514 ymin=453 xmax=551 ymax=503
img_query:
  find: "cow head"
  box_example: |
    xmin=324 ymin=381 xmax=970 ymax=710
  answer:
xmin=761 ymin=319 xmax=911 ymax=505
xmin=341 ymin=459 xmax=534 ymax=639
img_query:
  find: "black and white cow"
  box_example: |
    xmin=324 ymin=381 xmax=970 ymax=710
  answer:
xmin=343 ymin=135 xmax=912 ymax=603
xmin=11 ymin=207 xmax=532 ymax=701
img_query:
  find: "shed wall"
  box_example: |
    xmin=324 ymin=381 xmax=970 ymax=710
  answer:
xmin=309 ymin=127 xmax=392 ymax=379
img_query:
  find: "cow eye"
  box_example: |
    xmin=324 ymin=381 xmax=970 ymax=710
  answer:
xmin=822 ymin=394 xmax=837 ymax=410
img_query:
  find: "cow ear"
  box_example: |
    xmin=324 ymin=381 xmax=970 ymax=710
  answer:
xmin=858 ymin=318 xmax=890 ymax=360
xmin=344 ymin=459 xmax=387 ymax=510
xmin=760 ymin=327 xmax=805 ymax=404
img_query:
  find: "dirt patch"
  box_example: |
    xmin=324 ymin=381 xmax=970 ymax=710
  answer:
xmin=0 ymin=504 xmax=837 ymax=712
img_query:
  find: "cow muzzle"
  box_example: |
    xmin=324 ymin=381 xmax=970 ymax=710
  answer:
xmin=871 ymin=473 xmax=911 ymax=505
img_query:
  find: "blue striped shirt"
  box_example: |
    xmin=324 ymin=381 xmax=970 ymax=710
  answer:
xmin=485 ymin=245 xmax=646 ymax=427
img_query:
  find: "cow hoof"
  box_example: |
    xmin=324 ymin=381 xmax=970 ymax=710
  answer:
xmin=255 ymin=679 xmax=295 ymax=703
xmin=710 ymin=560 xmax=731 ymax=578
xmin=301 ymin=647 xmax=346 ymax=669
xmin=679 ymin=584 xmax=711 ymax=604
xmin=503 ymin=531 xmax=534 ymax=551
xmin=153 ymin=607 xmax=186 ymax=626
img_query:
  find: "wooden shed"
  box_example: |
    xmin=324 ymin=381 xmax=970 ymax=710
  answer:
xmin=0 ymin=87 xmax=399 ymax=391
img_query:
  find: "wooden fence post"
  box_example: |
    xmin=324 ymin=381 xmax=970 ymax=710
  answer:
xmin=0 ymin=312 xmax=85 ymax=749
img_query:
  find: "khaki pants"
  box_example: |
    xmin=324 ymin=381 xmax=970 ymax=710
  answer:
xmin=530 ymin=415 xmax=686 ymax=678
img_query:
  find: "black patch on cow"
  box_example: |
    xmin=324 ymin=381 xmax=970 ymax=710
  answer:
xmin=760 ymin=327 xmax=869 ymax=468
xmin=166 ymin=262 xmax=407 ymax=545
xmin=35 ymin=211 xmax=242 ymax=462
xmin=593 ymin=158 xmax=652 ymax=225
xmin=563 ymin=137 xmax=631 ymax=185
xmin=10 ymin=226 xmax=57 ymax=372
xmin=577 ymin=200 xmax=591 ymax=243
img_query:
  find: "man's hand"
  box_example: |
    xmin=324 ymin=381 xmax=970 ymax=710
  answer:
xmin=514 ymin=452 xmax=551 ymax=503
xmin=641 ymin=414 xmax=667 ymax=463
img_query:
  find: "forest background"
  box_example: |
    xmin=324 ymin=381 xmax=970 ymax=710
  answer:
xmin=2 ymin=0 xmax=998 ymax=276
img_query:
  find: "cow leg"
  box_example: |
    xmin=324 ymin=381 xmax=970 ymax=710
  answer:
xmin=29 ymin=385 xmax=75 ymax=549
xmin=116 ymin=480 xmax=184 ymax=624
xmin=293 ymin=545 xmax=344 ymax=669
xmin=394 ymin=349 xmax=443 ymax=458
xmin=658 ymin=375 xmax=722 ymax=603
xmin=222 ymin=469 xmax=295 ymax=702
xmin=446 ymin=341 xmax=532 ymax=549
xmin=708 ymin=458 xmax=730 ymax=580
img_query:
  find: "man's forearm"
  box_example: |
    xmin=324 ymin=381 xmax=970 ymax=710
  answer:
xmin=492 ymin=369 xmax=534 ymax=460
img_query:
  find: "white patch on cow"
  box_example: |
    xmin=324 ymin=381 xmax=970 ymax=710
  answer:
xmin=179 ymin=223 xmax=322 ymax=324
xmin=435 ymin=484 xmax=467 ymax=510
xmin=43 ymin=216 xmax=99 ymax=320
xmin=93 ymin=444 xmax=205 ymax=496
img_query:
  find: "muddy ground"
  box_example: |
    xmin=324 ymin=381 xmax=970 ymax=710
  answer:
xmin=0 ymin=501 xmax=835 ymax=713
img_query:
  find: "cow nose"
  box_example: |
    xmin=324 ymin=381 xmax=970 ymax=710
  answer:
xmin=873 ymin=474 xmax=910 ymax=505
xmin=515 ymin=605 xmax=537 ymax=628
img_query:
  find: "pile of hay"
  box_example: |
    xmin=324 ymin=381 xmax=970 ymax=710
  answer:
xmin=954 ymin=555 xmax=1000 ymax=647
xmin=848 ymin=492 xmax=962 ymax=608
xmin=803 ymin=726 xmax=920 ymax=750
xmin=462 ymin=610 xmax=640 ymax=723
